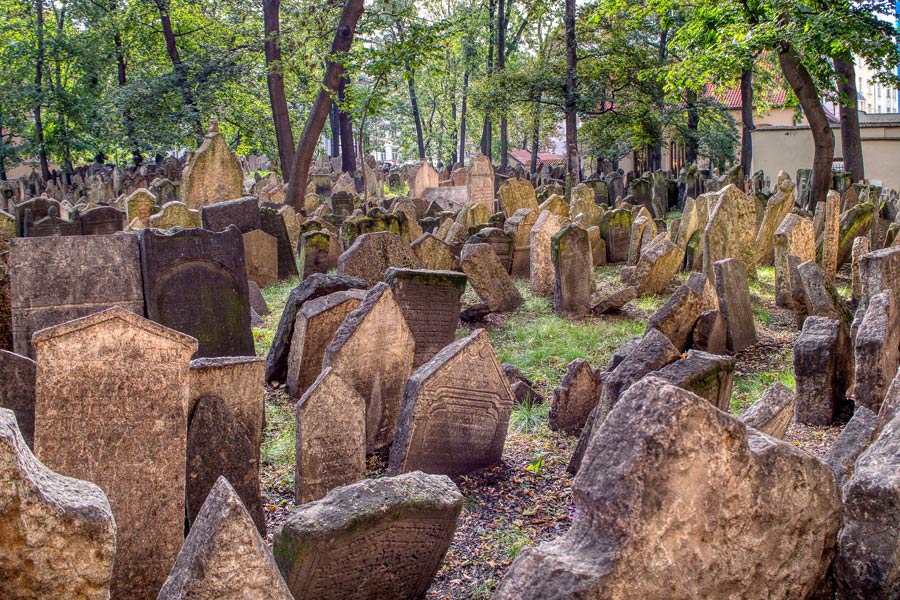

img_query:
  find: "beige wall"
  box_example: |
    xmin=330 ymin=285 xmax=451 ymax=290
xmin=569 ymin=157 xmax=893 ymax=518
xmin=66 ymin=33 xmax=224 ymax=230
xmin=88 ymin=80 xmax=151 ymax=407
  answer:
xmin=752 ymin=124 xmax=900 ymax=191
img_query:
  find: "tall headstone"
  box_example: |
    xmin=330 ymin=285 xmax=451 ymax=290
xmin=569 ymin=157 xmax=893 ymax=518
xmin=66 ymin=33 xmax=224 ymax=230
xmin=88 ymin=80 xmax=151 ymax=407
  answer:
xmin=243 ymin=229 xmax=278 ymax=287
xmin=259 ymin=206 xmax=300 ymax=280
xmin=140 ymin=226 xmax=254 ymax=358
xmin=498 ymin=178 xmax=538 ymax=217
xmin=551 ymin=224 xmax=592 ymax=317
xmin=33 ymin=307 xmax=197 ymax=599
xmin=822 ymin=189 xmax=841 ymax=277
xmin=389 ymin=329 xmax=514 ymax=476
xmin=0 ymin=349 xmax=36 ymax=449
xmin=180 ymin=121 xmax=244 ymax=209
xmin=504 ymin=207 xmax=537 ymax=278
xmin=703 ymin=184 xmax=757 ymax=279
xmin=773 ymin=213 xmax=816 ymax=308
xmin=859 ymin=245 xmax=900 ymax=309
xmin=467 ymin=154 xmax=495 ymax=211
xmin=853 ymin=289 xmax=899 ymax=413
xmin=599 ymin=207 xmax=633 ymax=263
xmin=713 ymin=258 xmax=757 ymax=352
xmin=530 ymin=209 xmax=563 ymax=296
xmin=754 ymin=172 xmax=795 ymax=266
xmin=460 ymin=243 xmax=523 ymax=311
xmin=794 ymin=316 xmax=850 ymax=426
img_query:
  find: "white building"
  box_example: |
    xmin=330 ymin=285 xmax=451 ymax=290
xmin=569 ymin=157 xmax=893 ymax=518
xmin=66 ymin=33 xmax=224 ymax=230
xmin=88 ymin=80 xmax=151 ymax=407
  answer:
xmin=855 ymin=56 xmax=899 ymax=114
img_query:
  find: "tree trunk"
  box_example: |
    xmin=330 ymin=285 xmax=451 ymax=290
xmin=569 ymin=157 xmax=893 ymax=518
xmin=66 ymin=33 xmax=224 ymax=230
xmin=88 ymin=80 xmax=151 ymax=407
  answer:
xmin=329 ymin=103 xmax=340 ymax=157
xmin=834 ymin=54 xmax=864 ymax=182
xmin=740 ymin=67 xmax=754 ymax=176
xmin=406 ymin=62 xmax=426 ymax=160
xmin=338 ymin=80 xmax=356 ymax=172
xmin=0 ymin=126 xmax=7 ymax=180
xmin=685 ymin=89 xmax=699 ymax=165
xmin=154 ymin=0 xmax=203 ymax=138
xmin=497 ymin=0 xmax=507 ymax=167
xmin=34 ymin=0 xmax=50 ymax=183
xmin=530 ymin=100 xmax=540 ymax=174
xmin=459 ymin=71 xmax=468 ymax=164
xmin=778 ymin=42 xmax=834 ymax=209
xmin=284 ymin=0 xmax=365 ymax=208
xmin=450 ymin=98 xmax=458 ymax=165
xmin=263 ymin=0 xmax=295 ymax=179
xmin=481 ymin=0 xmax=495 ymax=158
xmin=563 ymin=0 xmax=579 ymax=182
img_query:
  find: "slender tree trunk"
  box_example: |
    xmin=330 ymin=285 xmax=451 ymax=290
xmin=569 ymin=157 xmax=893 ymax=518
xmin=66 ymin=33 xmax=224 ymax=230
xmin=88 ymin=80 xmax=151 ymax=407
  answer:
xmin=406 ymin=61 xmax=426 ymax=160
xmin=459 ymin=71 xmax=468 ymax=164
xmin=263 ymin=0 xmax=295 ymax=179
xmin=285 ymin=0 xmax=365 ymax=208
xmin=481 ymin=0 xmax=495 ymax=158
xmin=740 ymin=67 xmax=754 ymax=176
xmin=450 ymin=99 xmax=458 ymax=165
xmin=834 ymin=55 xmax=864 ymax=182
xmin=0 ymin=126 xmax=7 ymax=180
xmin=329 ymin=103 xmax=340 ymax=157
xmin=685 ymin=89 xmax=699 ymax=165
xmin=497 ymin=0 xmax=508 ymax=167
xmin=34 ymin=0 xmax=50 ymax=183
xmin=530 ymin=99 xmax=540 ymax=174
xmin=778 ymin=42 xmax=834 ymax=209
xmin=337 ymin=81 xmax=356 ymax=172
xmin=154 ymin=0 xmax=203 ymax=138
xmin=563 ymin=0 xmax=579 ymax=182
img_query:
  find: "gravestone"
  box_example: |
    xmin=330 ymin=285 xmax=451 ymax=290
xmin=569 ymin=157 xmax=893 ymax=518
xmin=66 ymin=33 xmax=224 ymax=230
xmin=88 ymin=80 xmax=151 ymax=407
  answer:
xmin=530 ymin=209 xmax=563 ymax=295
xmin=279 ymin=205 xmax=301 ymax=254
xmin=822 ymin=190 xmax=840 ymax=277
xmin=851 ymin=237 xmax=869 ymax=302
xmin=504 ymin=207 xmax=537 ymax=278
xmin=322 ymin=283 xmax=415 ymax=453
xmin=408 ymin=162 xmax=439 ymax=199
xmin=389 ymin=328 xmax=514 ymax=476
xmin=703 ymin=184 xmax=757 ymax=279
xmin=859 ymin=245 xmax=900 ymax=309
xmin=29 ymin=207 xmax=81 ymax=237
xmin=655 ymin=349 xmax=736 ymax=412
xmin=158 ymin=477 xmax=293 ymax=600
xmin=551 ymin=224 xmax=592 ymax=317
xmin=299 ymin=230 xmax=341 ymax=279
xmin=285 ymin=289 xmax=366 ymax=398
xmin=549 ymin=359 xmax=600 ymax=435
xmin=599 ymin=208 xmax=633 ymax=263
xmin=140 ymin=226 xmax=254 ymax=358
xmin=259 ymin=206 xmax=300 ymax=280
xmin=295 ymin=367 xmax=366 ymax=503
xmin=337 ymin=231 xmax=423 ymax=286
xmin=853 ymin=289 xmax=899 ymax=413
xmin=0 ymin=407 xmax=116 ymax=600
xmin=201 ymin=197 xmax=261 ymax=233
xmin=794 ymin=316 xmax=850 ymax=426
xmin=0 ymin=349 xmax=36 ymax=449
xmin=495 ymin=377 xmax=841 ymax=599
xmin=468 ymin=227 xmax=513 ymax=273
xmin=796 ymin=259 xmax=853 ymax=330
xmin=646 ymin=284 xmax=703 ymax=351
xmin=626 ymin=215 xmax=655 ymax=266
xmin=180 ymin=121 xmax=244 ymax=209
xmin=754 ymin=173 xmax=795 ymax=266
xmin=243 ymin=229 xmax=278 ymax=287
xmin=773 ymin=213 xmax=816 ymax=308
xmin=411 ymin=233 xmax=455 ymax=271
xmin=187 ymin=395 xmax=266 ymax=535
xmin=739 ymin=383 xmax=796 ymax=440
xmin=385 ymin=268 xmax=467 ymax=368
xmin=467 ymin=154 xmax=495 ymax=211
xmin=273 ymin=471 xmax=462 ymax=600
xmin=538 ymin=194 xmax=568 ymax=219
xmin=713 ymin=258 xmax=757 ymax=352
xmin=33 ymin=307 xmax=197 ymax=599
xmin=460 ymin=243 xmax=523 ymax=312
xmin=9 ymin=233 xmax=144 ymax=358
xmin=265 ymin=274 xmax=367 ymax=384
xmin=498 ymin=178 xmax=538 ymax=216
xmin=150 ymin=201 xmax=198 ymax=230
xmin=125 ymin=188 xmax=157 ymax=226
xmin=631 ymin=236 xmax=683 ymax=296
xmin=14 ymin=197 xmax=60 ymax=236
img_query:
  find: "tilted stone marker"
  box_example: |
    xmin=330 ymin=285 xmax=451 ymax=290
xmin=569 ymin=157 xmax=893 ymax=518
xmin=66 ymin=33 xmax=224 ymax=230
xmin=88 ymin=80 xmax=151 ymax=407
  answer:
xmin=530 ymin=209 xmax=563 ymax=296
xmin=33 ymin=307 xmax=197 ymax=599
xmin=703 ymin=184 xmax=757 ymax=279
xmin=410 ymin=233 xmax=455 ymax=271
xmin=158 ymin=477 xmax=294 ymax=600
xmin=295 ymin=367 xmax=366 ymax=504
xmin=713 ymin=258 xmax=757 ymax=352
xmin=242 ymin=229 xmax=278 ymax=287
xmin=0 ymin=349 xmax=36 ymax=448
xmin=549 ymin=358 xmax=600 ymax=435
xmin=793 ymin=316 xmax=850 ymax=426
xmin=273 ymin=471 xmax=463 ymax=600
xmin=180 ymin=121 xmax=244 ymax=209
xmin=460 ymin=243 xmax=523 ymax=312
xmin=859 ymin=245 xmax=900 ymax=309
xmin=755 ymin=173 xmax=795 ymax=266
xmin=386 ymin=268 xmax=467 ymax=368
xmin=496 ymin=377 xmax=841 ymax=599
xmin=187 ymin=395 xmax=266 ymax=536
xmin=796 ymin=259 xmax=853 ymax=331
xmin=389 ymin=329 xmax=514 ymax=477
xmin=504 ymin=207 xmax=537 ymax=278
xmin=851 ymin=236 xmax=869 ymax=302
xmin=823 ymin=406 xmax=878 ymax=490
xmin=140 ymin=226 xmax=254 ymax=358
xmin=631 ymin=235 xmax=683 ymax=296
xmin=9 ymin=233 xmax=144 ymax=358
xmin=0 ymin=407 xmax=116 ymax=600
xmin=655 ymin=349 xmax=736 ymax=412
xmin=853 ymin=289 xmax=899 ymax=413
xmin=739 ymin=383 xmax=796 ymax=440
xmin=337 ymin=231 xmax=423 ymax=286
xmin=259 ymin=206 xmax=300 ymax=280
xmin=646 ymin=283 xmax=703 ymax=351
xmin=285 ymin=289 xmax=366 ymax=398
xmin=322 ymin=283 xmax=414 ymax=453
xmin=551 ymin=224 xmax=592 ymax=317
xmin=774 ymin=213 xmax=815 ymax=308
xmin=201 ymin=197 xmax=262 ymax=233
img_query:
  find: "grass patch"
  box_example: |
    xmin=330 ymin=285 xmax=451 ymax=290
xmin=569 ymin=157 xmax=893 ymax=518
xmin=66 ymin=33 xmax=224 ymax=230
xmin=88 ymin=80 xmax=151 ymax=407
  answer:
xmin=509 ymin=396 xmax=549 ymax=434
xmin=489 ymin=523 xmax=532 ymax=561
xmin=261 ymin=390 xmax=296 ymax=487
xmin=730 ymin=356 xmax=795 ymax=416
xmin=748 ymin=266 xmax=777 ymax=305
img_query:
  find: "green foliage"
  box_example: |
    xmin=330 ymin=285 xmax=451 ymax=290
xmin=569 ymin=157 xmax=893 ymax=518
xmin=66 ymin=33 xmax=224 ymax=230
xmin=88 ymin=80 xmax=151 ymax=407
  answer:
xmin=509 ymin=396 xmax=548 ymax=434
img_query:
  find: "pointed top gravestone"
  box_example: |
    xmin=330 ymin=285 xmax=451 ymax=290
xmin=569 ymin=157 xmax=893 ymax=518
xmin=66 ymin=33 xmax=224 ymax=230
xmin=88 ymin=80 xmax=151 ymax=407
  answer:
xmin=180 ymin=121 xmax=244 ymax=209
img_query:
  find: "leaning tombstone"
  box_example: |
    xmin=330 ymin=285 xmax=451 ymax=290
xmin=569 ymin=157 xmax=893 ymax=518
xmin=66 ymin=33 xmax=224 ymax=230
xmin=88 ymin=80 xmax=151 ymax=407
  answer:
xmin=243 ymin=229 xmax=278 ymax=288
xmin=654 ymin=349 xmax=736 ymax=412
xmin=411 ymin=232 xmax=455 ymax=271
xmin=337 ymin=231 xmax=423 ymax=285
xmin=773 ymin=213 xmax=815 ymax=308
xmin=504 ymin=207 xmax=538 ymax=278
xmin=549 ymin=358 xmax=600 ymax=435
xmin=551 ymin=224 xmax=592 ymax=317
xmin=739 ymin=383 xmax=796 ymax=440
xmin=389 ymin=329 xmax=514 ymax=476
xmin=273 ymin=471 xmax=463 ymax=600
xmin=180 ymin=120 xmax=244 ymax=209
xmin=33 ymin=307 xmax=197 ymax=599
xmin=0 ymin=349 xmax=36 ymax=449
xmin=793 ymin=316 xmax=850 ymax=426
xmin=0 ymin=407 xmax=116 ymax=600
xmin=853 ymin=289 xmax=899 ymax=413
xmin=201 ymin=196 xmax=261 ymax=233
xmin=713 ymin=258 xmax=757 ymax=352
xmin=703 ymin=184 xmax=757 ymax=278
xmin=158 ymin=477 xmax=294 ymax=600
xmin=460 ymin=242 xmax=523 ymax=312
xmin=259 ymin=206 xmax=300 ymax=280
xmin=530 ymin=209 xmax=563 ymax=295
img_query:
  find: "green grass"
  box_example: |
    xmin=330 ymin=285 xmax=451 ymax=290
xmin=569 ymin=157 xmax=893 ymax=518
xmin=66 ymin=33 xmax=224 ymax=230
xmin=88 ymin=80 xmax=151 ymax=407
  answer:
xmin=730 ymin=354 xmax=795 ymax=416
xmin=253 ymin=277 xmax=300 ymax=357
xmin=261 ymin=390 xmax=296 ymax=487
xmin=748 ymin=266 xmax=777 ymax=305
xmin=509 ymin=396 xmax=549 ymax=434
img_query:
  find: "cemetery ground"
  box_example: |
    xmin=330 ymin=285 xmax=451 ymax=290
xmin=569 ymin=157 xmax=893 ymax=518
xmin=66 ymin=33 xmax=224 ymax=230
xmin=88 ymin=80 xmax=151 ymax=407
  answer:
xmin=252 ymin=257 xmax=847 ymax=599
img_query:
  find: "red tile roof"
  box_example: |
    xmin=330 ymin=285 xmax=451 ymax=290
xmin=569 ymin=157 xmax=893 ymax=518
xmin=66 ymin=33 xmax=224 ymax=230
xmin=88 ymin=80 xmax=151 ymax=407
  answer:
xmin=704 ymin=85 xmax=788 ymax=109
xmin=508 ymin=149 xmax=565 ymax=167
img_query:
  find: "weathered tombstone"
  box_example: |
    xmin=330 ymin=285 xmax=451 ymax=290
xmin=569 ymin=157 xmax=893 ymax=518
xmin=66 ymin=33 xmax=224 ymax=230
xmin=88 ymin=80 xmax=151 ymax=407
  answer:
xmin=125 ymin=188 xmax=157 ymax=225
xmin=34 ymin=307 xmax=197 ymax=599
xmin=410 ymin=232 xmax=454 ymax=271
xmin=0 ymin=407 xmax=116 ymax=600
xmin=158 ymin=477 xmax=294 ymax=600
xmin=29 ymin=206 xmax=81 ymax=237
xmin=498 ymin=178 xmax=538 ymax=216
xmin=389 ymin=328 xmax=514 ymax=476
xmin=140 ymin=226 xmax=255 ymax=358
xmin=713 ymin=258 xmax=757 ymax=352
xmin=549 ymin=358 xmax=600 ymax=435
xmin=337 ymin=231 xmax=423 ymax=286
xmin=754 ymin=173 xmax=795 ymax=266
xmin=626 ymin=214 xmax=655 ymax=266
xmin=285 ymin=289 xmax=366 ymax=398
xmin=295 ymin=367 xmax=366 ymax=504
xmin=201 ymin=197 xmax=261 ymax=233
xmin=773 ymin=213 xmax=816 ymax=308
xmin=853 ymin=289 xmax=899 ymax=413
xmin=851 ymin=236 xmax=870 ymax=302
xmin=796 ymin=259 xmax=853 ymax=330
xmin=385 ymin=268 xmax=467 ymax=368
xmin=408 ymin=161 xmax=439 ymax=199
xmin=530 ymin=209 xmax=562 ymax=295
xmin=298 ymin=229 xmax=341 ymax=279
xmin=460 ymin=243 xmax=523 ymax=311
xmin=823 ymin=406 xmax=878 ymax=490
xmin=273 ymin=471 xmax=462 ymax=599
xmin=703 ymin=184 xmax=757 ymax=279
xmin=599 ymin=207 xmax=634 ymax=263
xmin=591 ymin=285 xmax=637 ymax=315
xmin=0 ymin=349 xmax=36 ymax=449
xmin=655 ymin=349 xmax=736 ymax=412
xmin=646 ymin=283 xmax=703 ymax=351
xmin=498 ymin=376 xmax=840 ymax=599
xmin=822 ymin=189 xmax=841 ymax=277
xmin=265 ymin=274 xmax=367 ymax=384
xmin=859 ymin=245 xmax=900 ymax=309
xmin=586 ymin=225 xmax=605 ymax=267
xmin=504 ymin=207 xmax=537 ymax=278
xmin=322 ymin=283 xmax=415 ymax=453
xmin=259 ymin=206 xmax=299 ymax=280
xmin=150 ymin=201 xmax=198 ymax=230
xmin=538 ymin=194 xmax=569 ymax=219
xmin=794 ymin=316 xmax=850 ymax=426
xmin=467 ymin=154 xmax=495 ymax=211
xmin=242 ymin=229 xmax=278 ymax=287
xmin=739 ymin=383 xmax=796 ymax=440
xmin=838 ymin=201 xmax=875 ymax=266
xmin=187 ymin=395 xmax=266 ymax=535
xmin=180 ymin=121 xmax=244 ymax=209
xmin=631 ymin=236 xmax=683 ymax=296
xmin=551 ymin=224 xmax=592 ymax=317
xmin=9 ymin=233 xmax=144 ymax=358
xmin=14 ymin=197 xmax=60 ymax=236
